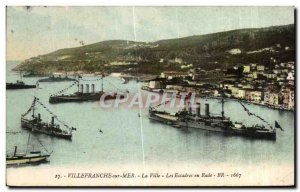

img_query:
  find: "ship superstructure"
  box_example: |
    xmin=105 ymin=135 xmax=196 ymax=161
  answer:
xmin=149 ymin=96 xmax=279 ymax=140
xmin=21 ymin=97 xmax=76 ymax=140
xmin=49 ymin=75 xmax=127 ymax=104
xmin=6 ymin=134 xmax=51 ymax=166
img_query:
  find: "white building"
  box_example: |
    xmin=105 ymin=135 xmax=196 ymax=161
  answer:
xmin=243 ymin=65 xmax=251 ymax=73
xmin=287 ymin=72 xmax=294 ymax=81
xmin=257 ymin=65 xmax=265 ymax=71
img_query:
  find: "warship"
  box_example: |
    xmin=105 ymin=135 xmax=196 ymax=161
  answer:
xmin=38 ymin=74 xmax=76 ymax=82
xmin=6 ymin=80 xmax=36 ymax=89
xmin=6 ymin=134 xmax=51 ymax=166
xmin=21 ymin=97 xmax=76 ymax=140
xmin=149 ymin=97 xmax=279 ymax=140
xmin=23 ymin=71 xmax=45 ymax=78
xmin=6 ymin=72 xmax=36 ymax=89
xmin=49 ymin=75 xmax=127 ymax=104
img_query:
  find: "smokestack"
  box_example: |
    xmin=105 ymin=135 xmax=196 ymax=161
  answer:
xmin=205 ymin=104 xmax=209 ymax=116
xmin=38 ymin=113 xmax=41 ymax=122
xmin=79 ymin=84 xmax=83 ymax=93
xmin=14 ymin=146 xmax=17 ymax=156
xmin=189 ymin=105 xmax=192 ymax=114
xmin=186 ymin=101 xmax=190 ymax=112
xmin=91 ymin=84 xmax=95 ymax=93
xmin=51 ymin=116 xmax=55 ymax=125
xmin=196 ymin=103 xmax=201 ymax=117
xmin=86 ymin=84 xmax=89 ymax=93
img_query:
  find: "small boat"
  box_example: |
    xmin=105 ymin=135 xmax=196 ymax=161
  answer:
xmin=6 ymin=134 xmax=51 ymax=166
xmin=21 ymin=97 xmax=76 ymax=140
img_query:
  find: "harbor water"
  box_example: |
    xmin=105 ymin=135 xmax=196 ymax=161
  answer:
xmin=6 ymin=61 xmax=294 ymax=169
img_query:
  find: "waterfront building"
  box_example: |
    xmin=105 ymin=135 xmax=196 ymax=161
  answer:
xmin=238 ymin=89 xmax=246 ymax=99
xmin=282 ymin=86 xmax=295 ymax=110
xmin=268 ymin=92 xmax=279 ymax=106
xmin=245 ymin=89 xmax=263 ymax=103
xmin=229 ymin=86 xmax=240 ymax=98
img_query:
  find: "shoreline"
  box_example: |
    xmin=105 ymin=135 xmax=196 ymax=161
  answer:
xmin=141 ymin=87 xmax=294 ymax=112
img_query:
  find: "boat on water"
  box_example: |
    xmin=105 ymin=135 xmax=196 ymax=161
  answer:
xmin=21 ymin=97 xmax=76 ymax=140
xmin=38 ymin=74 xmax=76 ymax=82
xmin=6 ymin=72 xmax=36 ymax=89
xmin=49 ymin=75 xmax=127 ymax=104
xmin=149 ymin=97 xmax=280 ymax=140
xmin=6 ymin=134 xmax=51 ymax=166
xmin=6 ymin=81 xmax=36 ymax=89
xmin=23 ymin=71 xmax=45 ymax=78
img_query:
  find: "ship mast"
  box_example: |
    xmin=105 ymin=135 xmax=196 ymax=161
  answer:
xmin=221 ymin=90 xmax=225 ymax=118
xmin=77 ymin=75 xmax=80 ymax=92
xmin=221 ymin=98 xmax=224 ymax=118
xmin=32 ymin=101 xmax=35 ymax=118
xmin=25 ymin=133 xmax=31 ymax=154
xmin=20 ymin=71 xmax=23 ymax=82
xmin=101 ymin=73 xmax=104 ymax=92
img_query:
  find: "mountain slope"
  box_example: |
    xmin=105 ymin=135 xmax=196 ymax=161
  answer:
xmin=16 ymin=24 xmax=295 ymax=74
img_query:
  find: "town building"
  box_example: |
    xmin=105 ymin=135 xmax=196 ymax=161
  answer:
xmin=243 ymin=65 xmax=251 ymax=73
xmin=245 ymin=89 xmax=263 ymax=103
xmin=257 ymin=65 xmax=265 ymax=71
xmin=287 ymin=72 xmax=294 ymax=81
xmin=268 ymin=92 xmax=279 ymax=106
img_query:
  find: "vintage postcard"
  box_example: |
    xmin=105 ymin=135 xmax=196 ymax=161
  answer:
xmin=6 ymin=6 xmax=295 ymax=187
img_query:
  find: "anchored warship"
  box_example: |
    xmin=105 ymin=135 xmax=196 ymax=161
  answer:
xmin=149 ymin=96 xmax=279 ymax=140
xmin=38 ymin=74 xmax=76 ymax=82
xmin=21 ymin=97 xmax=76 ymax=140
xmin=49 ymin=75 xmax=127 ymax=104
xmin=6 ymin=80 xmax=36 ymax=89
xmin=6 ymin=72 xmax=36 ymax=89
xmin=6 ymin=134 xmax=51 ymax=166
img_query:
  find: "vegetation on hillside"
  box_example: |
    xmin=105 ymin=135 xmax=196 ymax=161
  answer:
xmin=15 ymin=24 xmax=295 ymax=75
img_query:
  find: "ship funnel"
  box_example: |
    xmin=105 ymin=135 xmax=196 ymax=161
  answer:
xmin=205 ymin=103 xmax=210 ymax=116
xmin=86 ymin=84 xmax=89 ymax=93
xmin=91 ymin=84 xmax=95 ymax=93
xmin=79 ymin=84 xmax=83 ymax=93
xmin=188 ymin=104 xmax=192 ymax=115
xmin=196 ymin=103 xmax=201 ymax=117
xmin=51 ymin=116 xmax=55 ymax=125
xmin=14 ymin=146 xmax=17 ymax=156
xmin=38 ymin=113 xmax=41 ymax=122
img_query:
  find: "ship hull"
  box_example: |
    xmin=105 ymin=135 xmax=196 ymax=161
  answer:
xmin=6 ymin=83 xmax=36 ymax=89
xmin=21 ymin=119 xmax=72 ymax=140
xmin=178 ymin=120 xmax=276 ymax=140
xmin=49 ymin=93 xmax=125 ymax=104
xmin=149 ymin=112 xmax=276 ymax=140
xmin=39 ymin=77 xmax=76 ymax=82
xmin=148 ymin=112 xmax=178 ymax=125
xmin=6 ymin=155 xmax=49 ymax=166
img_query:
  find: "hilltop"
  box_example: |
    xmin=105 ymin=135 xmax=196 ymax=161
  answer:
xmin=15 ymin=24 xmax=295 ymax=75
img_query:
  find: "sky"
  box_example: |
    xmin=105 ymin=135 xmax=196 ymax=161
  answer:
xmin=6 ymin=6 xmax=294 ymax=60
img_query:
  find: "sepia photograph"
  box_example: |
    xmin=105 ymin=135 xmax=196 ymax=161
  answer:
xmin=5 ymin=5 xmax=295 ymax=187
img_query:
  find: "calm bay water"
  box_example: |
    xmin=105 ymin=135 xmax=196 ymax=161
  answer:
xmin=6 ymin=61 xmax=294 ymax=169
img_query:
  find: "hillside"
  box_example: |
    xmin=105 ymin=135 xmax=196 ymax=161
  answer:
xmin=15 ymin=24 xmax=295 ymax=75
